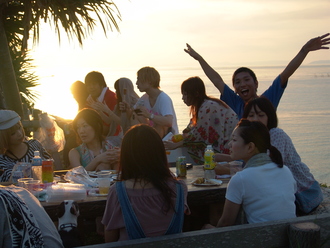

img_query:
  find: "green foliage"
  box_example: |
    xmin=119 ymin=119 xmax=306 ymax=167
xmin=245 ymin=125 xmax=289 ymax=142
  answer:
xmin=1 ymin=0 xmax=121 ymax=109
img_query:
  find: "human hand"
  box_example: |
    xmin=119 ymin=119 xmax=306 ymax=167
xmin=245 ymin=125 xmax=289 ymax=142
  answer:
xmin=184 ymin=43 xmax=202 ymax=60
xmin=302 ymin=33 xmax=330 ymax=52
xmin=106 ymin=148 xmax=120 ymax=164
xmin=96 ymin=150 xmax=115 ymax=164
xmin=91 ymin=101 xmax=110 ymax=113
xmin=135 ymin=106 xmax=150 ymax=118
xmin=163 ymin=140 xmax=180 ymax=150
xmin=118 ymin=101 xmax=130 ymax=112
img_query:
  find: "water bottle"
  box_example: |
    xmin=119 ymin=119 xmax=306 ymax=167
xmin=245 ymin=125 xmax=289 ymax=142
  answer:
xmin=204 ymin=145 xmax=216 ymax=179
xmin=31 ymin=151 xmax=42 ymax=181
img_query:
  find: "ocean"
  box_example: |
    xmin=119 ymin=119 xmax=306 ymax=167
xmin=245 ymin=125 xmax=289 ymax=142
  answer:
xmin=35 ymin=64 xmax=330 ymax=185
xmin=146 ymin=64 xmax=330 ymax=185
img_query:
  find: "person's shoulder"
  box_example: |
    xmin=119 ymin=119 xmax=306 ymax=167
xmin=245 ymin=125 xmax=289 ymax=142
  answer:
xmin=105 ymin=87 xmax=115 ymax=95
xmin=26 ymin=139 xmax=43 ymax=147
xmin=270 ymin=127 xmax=289 ymax=138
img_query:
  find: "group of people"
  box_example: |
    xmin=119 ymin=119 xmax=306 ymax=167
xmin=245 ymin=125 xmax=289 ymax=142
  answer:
xmin=0 ymin=33 xmax=329 ymax=245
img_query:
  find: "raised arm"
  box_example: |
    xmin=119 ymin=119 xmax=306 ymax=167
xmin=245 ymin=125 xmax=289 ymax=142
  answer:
xmin=184 ymin=43 xmax=226 ymax=94
xmin=280 ymin=33 xmax=330 ymax=87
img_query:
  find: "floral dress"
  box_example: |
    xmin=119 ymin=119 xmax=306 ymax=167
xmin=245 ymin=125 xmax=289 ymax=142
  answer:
xmin=183 ymin=99 xmax=238 ymax=164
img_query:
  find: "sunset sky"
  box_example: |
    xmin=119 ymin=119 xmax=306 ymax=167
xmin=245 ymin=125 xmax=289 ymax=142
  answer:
xmin=28 ymin=0 xmax=330 ymax=119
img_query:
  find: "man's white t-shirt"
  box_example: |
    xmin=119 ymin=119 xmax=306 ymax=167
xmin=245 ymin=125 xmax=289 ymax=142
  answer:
xmin=137 ymin=91 xmax=178 ymax=134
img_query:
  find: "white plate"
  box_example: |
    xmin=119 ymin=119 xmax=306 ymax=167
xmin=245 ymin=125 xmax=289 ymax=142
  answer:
xmin=88 ymin=192 xmax=108 ymax=197
xmin=88 ymin=170 xmax=118 ymax=177
xmin=192 ymin=179 xmax=222 ymax=186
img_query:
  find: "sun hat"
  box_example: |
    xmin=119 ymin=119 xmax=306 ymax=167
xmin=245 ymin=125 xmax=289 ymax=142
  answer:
xmin=0 ymin=110 xmax=21 ymax=130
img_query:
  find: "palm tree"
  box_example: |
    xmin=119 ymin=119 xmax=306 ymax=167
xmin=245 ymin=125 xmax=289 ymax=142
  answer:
xmin=0 ymin=0 xmax=121 ymax=117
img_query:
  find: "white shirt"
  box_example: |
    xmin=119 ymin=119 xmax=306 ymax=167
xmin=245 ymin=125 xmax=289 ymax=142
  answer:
xmin=138 ymin=91 xmax=178 ymax=134
xmin=226 ymin=162 xmax=297 ymax=224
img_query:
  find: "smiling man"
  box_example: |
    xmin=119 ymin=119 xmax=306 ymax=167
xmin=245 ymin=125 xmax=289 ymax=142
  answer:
xmin=184 ymin=33 xmax=330 ymax=118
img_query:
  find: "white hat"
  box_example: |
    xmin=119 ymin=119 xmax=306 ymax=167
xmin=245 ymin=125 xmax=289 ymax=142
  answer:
xmin=0 ymin=110 xmax=21 ymax=130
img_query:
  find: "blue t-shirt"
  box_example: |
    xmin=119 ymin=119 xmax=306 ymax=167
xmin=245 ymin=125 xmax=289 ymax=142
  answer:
xmin=220 ymin=75 xmax=285 ymax=119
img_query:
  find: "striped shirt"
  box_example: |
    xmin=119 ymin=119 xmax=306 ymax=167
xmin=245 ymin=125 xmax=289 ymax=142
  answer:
xmin=0 ymin=139 xmax=51 ymax=182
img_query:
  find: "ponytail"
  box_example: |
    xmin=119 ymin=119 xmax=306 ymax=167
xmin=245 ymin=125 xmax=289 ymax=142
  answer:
xmin=269 ymin=146 xmax=283 ymax=168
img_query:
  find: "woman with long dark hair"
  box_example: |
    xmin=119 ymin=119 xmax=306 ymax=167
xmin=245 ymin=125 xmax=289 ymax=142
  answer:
xmin=164 ymin=76 xmax=238 ymax=164
xmin=102 ymin=124 xmax=189 ymax=242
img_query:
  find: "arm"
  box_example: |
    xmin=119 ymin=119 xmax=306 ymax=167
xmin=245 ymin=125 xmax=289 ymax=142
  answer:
xmin=104 ymin=229 xmax=120 ymax=243
xmin=68 ymin=148 xmax=83 ymax=169
xmin=163 ymin=140 xmax=183 ymax=150
xmin=280 ymin=33 xmax=330 ymax=87
xmin=68 ymin=148 xmax=109 ymax=171
xmin=214 ymin=153 xmax=231 ymax=162
xmin=216 ymin=199 xmax=241 ymax=227
xmin=184 ymin=43 xmax=226 ymax=94
xmin=138 ymin=106 xmax=173 ymax=128
xmin=90 ymin=101 xmax=121 ymax=125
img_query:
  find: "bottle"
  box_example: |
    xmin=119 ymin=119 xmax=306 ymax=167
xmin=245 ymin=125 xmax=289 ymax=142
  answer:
xmin=176 ymin=156 xmax=187 ymax=177
xmin=204 ymin=145 xmax=216 ymax=179
xmin=31 ymin=151 xmax=42 ymax=181
xmin=42 ymin=159 xmax=54 ymax=183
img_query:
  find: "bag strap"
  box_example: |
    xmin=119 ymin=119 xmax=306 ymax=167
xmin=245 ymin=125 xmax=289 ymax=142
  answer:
xmin=165 ymin=182 xmax=185 ymax=235
xmin=116 ymin=181 xmax=146 ymax=239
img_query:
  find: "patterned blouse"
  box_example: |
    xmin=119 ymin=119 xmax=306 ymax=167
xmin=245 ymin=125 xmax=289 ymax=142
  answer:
xmin=270 ymin=128 xmax=317 ymax=192
xmin=0 ymin=139 xmax=52 ymax=182
xmin=183 ymin=99 xmax=238 ymax=164
xmin=74 ymin=139 xmax=114 ymax=168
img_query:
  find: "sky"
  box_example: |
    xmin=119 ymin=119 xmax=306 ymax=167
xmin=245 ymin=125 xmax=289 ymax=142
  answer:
xmin=28 ymin=0 xmax=330 ymax=119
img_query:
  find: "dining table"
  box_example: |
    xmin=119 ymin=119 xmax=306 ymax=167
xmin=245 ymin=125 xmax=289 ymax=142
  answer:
xmin=41 ymin=165 xmax=230 ymax=231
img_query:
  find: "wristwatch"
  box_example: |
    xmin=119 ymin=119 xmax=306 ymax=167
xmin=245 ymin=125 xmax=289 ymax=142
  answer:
xmin=149 ymin=113 xmax=154 ymax=120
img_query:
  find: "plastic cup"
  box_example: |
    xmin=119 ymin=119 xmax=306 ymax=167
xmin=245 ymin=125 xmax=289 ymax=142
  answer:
xmin=97 ymin=178 xmax=112 ymax=195
xmin=96 ymin=171 xmax=112 ymax=178
xmin=17 ymin=178 xmax=33 ymax=188
xmin=97 ymin=171 xmax=112 ymax=195
xmin=25 ymin=180 xmax=42 ymax=198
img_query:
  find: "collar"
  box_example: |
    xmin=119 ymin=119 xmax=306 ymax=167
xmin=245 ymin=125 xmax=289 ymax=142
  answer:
xmin=59 ymin=223 xmax=77 ymax=230
xmin=244 ymin=153 xmax=272 ymax=169
xmin=97 ymin=87 xmax=108 ymax=102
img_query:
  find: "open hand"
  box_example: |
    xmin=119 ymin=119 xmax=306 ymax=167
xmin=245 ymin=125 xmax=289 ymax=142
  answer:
xmin=303 ymin=33 xmax=330 ymax=52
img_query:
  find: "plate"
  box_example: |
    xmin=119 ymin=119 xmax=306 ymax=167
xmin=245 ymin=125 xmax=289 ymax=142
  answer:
xmin=88 ymin=170 xmax=118 ymax=178
xmin=192 ymin=178 xmax=222 ymax=186
xmin=88 ymin=192 xmax=108 ymax=197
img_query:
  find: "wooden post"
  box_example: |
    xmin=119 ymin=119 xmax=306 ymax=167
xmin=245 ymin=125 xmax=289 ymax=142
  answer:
xmin=288 ymin=222 xmax=320 ymax=248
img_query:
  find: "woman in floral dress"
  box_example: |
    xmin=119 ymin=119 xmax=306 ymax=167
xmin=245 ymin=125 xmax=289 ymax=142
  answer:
xmin=164 ymin=76 xmax=238 ymax=164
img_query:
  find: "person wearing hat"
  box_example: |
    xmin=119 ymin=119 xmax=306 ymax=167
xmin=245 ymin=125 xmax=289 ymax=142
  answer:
xmin=0 ymin=110 xmax=52 ymax=182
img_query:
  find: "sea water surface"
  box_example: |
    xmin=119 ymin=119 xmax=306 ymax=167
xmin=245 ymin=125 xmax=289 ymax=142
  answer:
xmin=150 ymin=65 xmax=330 ymax=185
xmin=36 ymin=64 xmax=330 ymax=185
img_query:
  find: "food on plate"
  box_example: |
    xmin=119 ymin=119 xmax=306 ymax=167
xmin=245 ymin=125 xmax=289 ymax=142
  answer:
xmin=194 ymin=177 xmax=205 ymax=184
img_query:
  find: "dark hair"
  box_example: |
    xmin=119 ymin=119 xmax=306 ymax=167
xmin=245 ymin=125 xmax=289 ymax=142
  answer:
xmin=237 ymin=119 xmax=283 ymax=167
xmin=72 ymin=108 xmax=104 ymax=144
xmin=232 ymin=67 xmax=257 ymax=86
xmin=119 ymin=124 xmax=176 ymax=212
xmin=85 ymin=71 xmax=107 ymax=88
xmin=242 ymin=97 xmax=278 ymax=130
xmin=70 ymin=81 xmax=89 ymax=110
xmin=181 ymin=76 xmax=229 ymax=125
